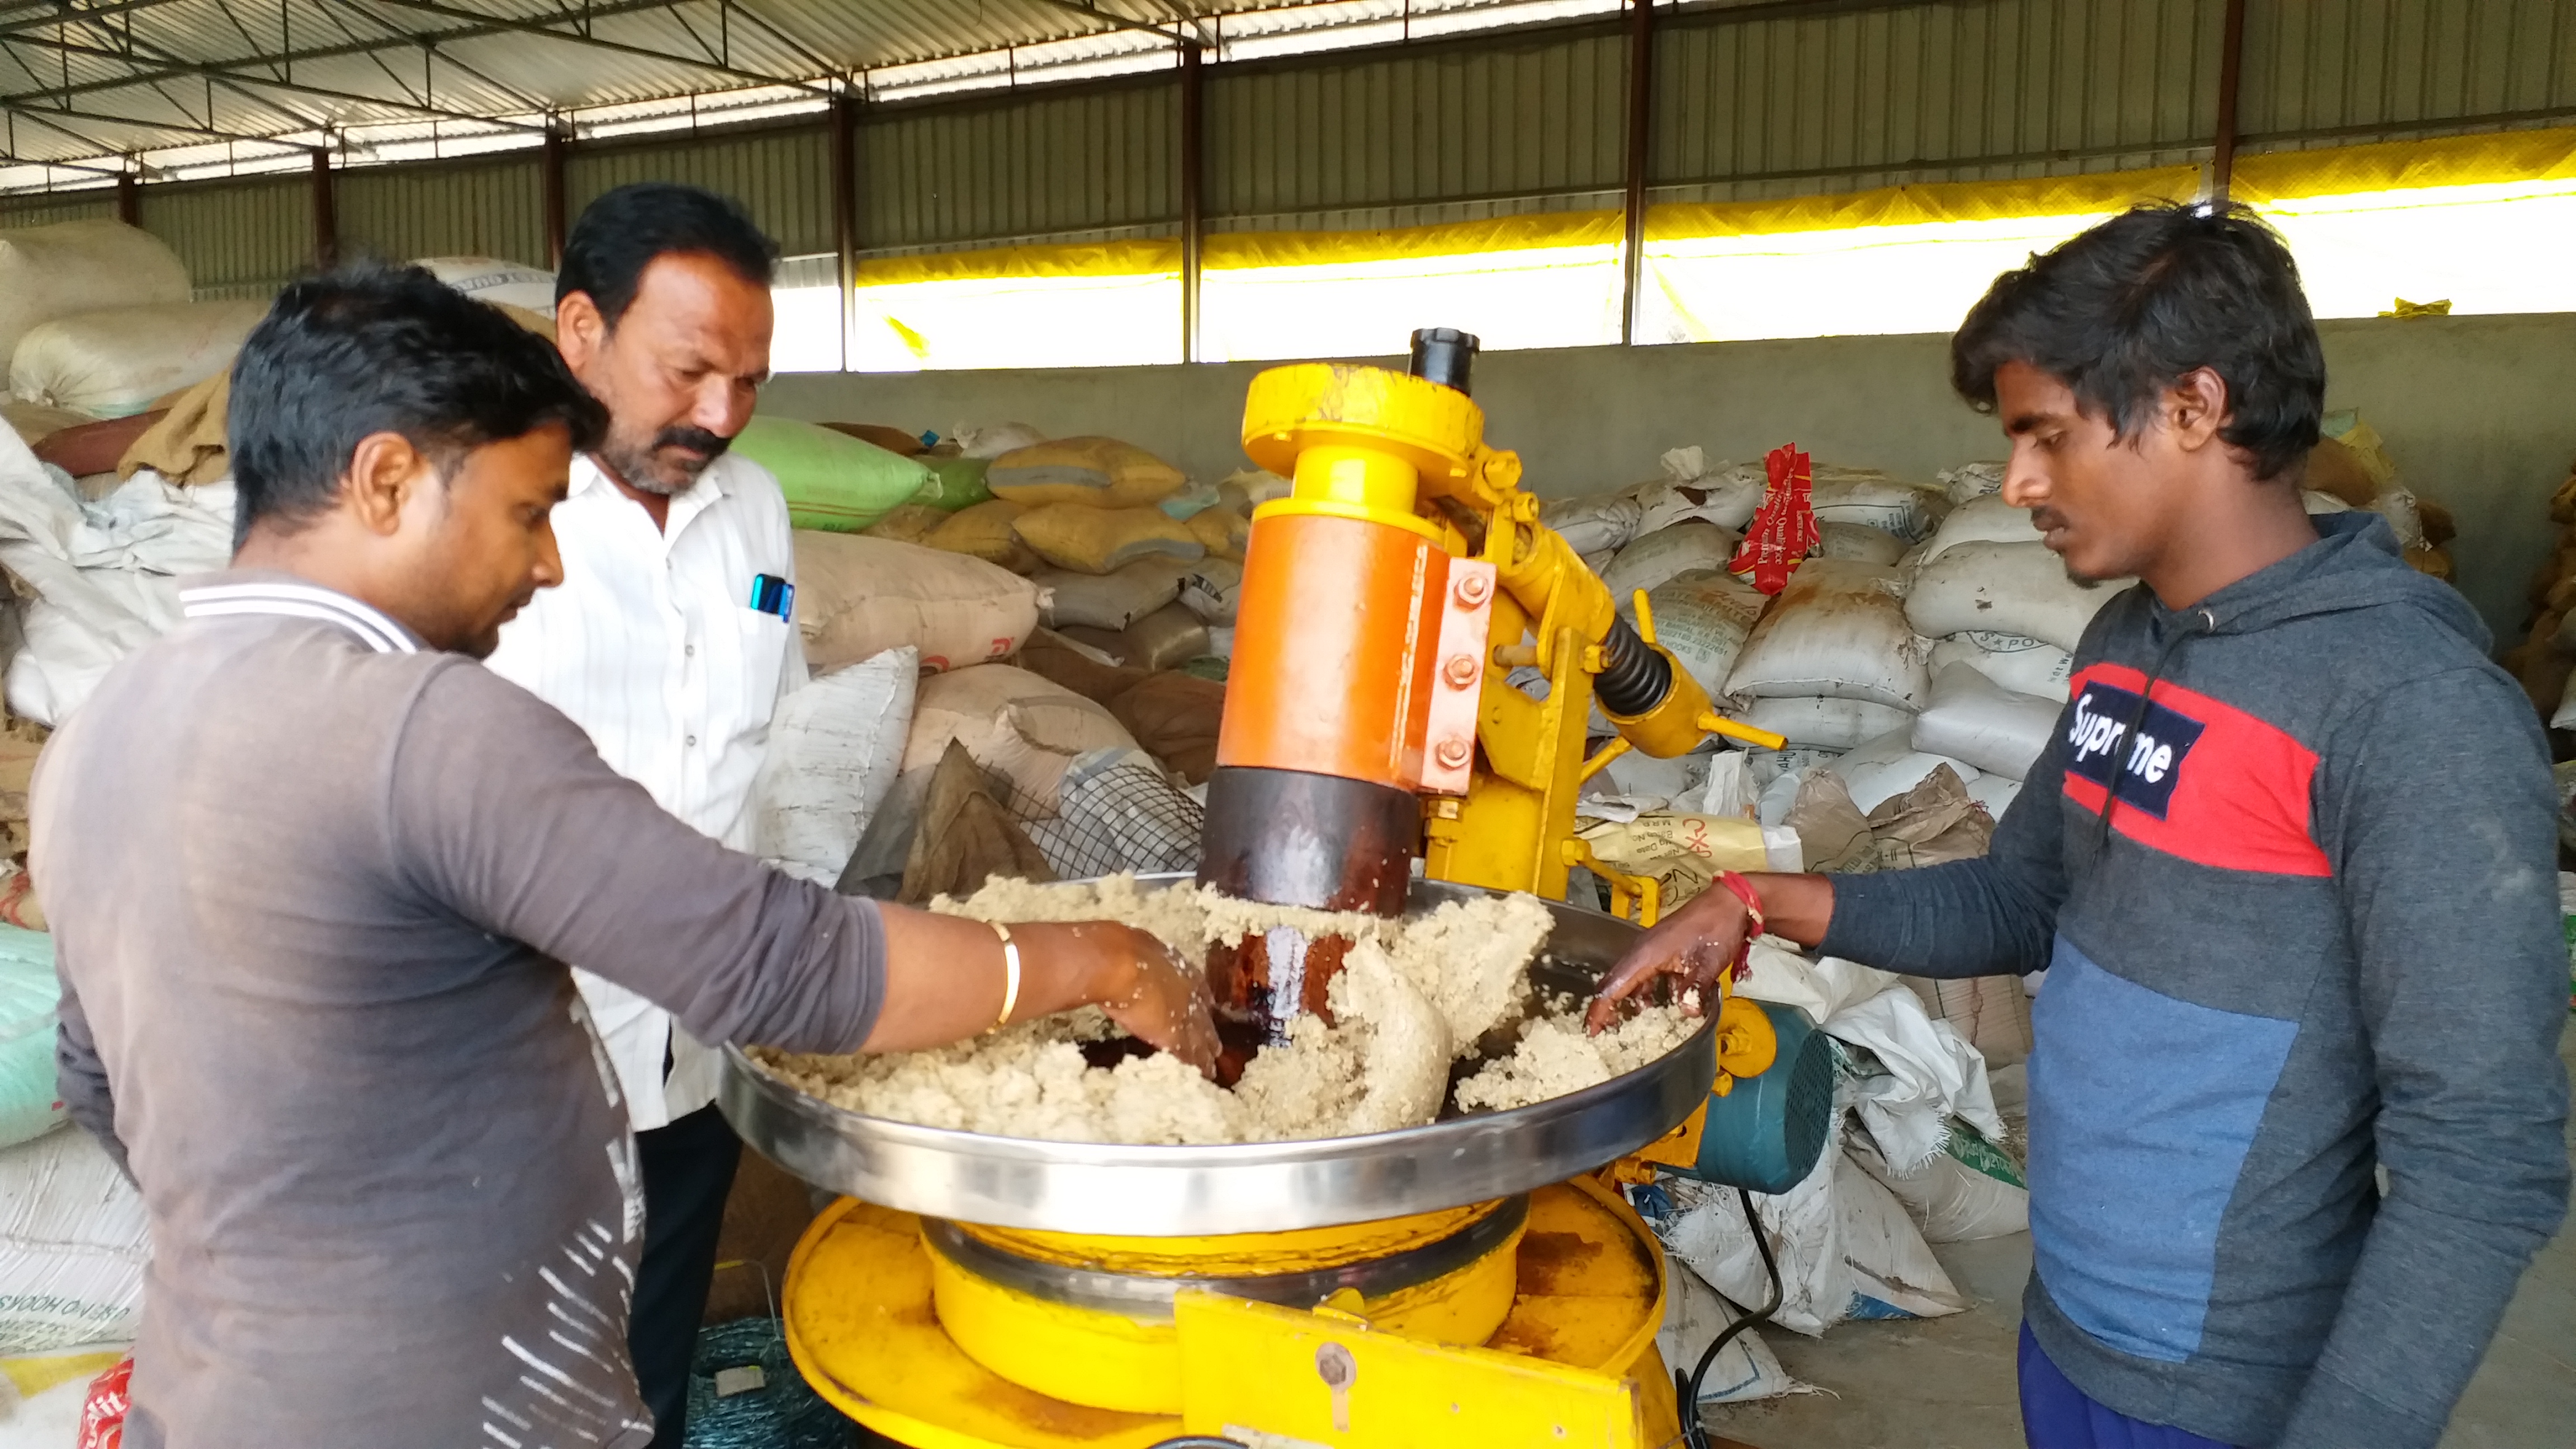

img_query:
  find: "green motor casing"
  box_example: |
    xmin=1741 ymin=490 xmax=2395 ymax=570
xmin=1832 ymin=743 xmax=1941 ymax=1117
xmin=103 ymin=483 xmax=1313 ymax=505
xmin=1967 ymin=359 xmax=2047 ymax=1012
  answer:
xmin=1668 ymin=1001 xmax=1834 ymax=1195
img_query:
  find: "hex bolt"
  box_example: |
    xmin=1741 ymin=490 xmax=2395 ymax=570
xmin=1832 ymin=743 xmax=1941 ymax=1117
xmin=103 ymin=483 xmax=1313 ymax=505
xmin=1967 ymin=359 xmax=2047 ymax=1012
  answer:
xmin=1455 ymin=571 xmax=1491 ymax=605
xmin=1433 ymin=737 xmax=1472 ymax=769
xmin=1442 ymin=652 xmax=1479 ymax=688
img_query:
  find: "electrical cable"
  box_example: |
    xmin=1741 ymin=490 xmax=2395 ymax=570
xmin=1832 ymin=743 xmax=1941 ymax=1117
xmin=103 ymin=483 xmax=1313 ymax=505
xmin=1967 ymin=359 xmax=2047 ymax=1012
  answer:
xmin=1677 ymin=1187 xmax=1782 ymax=1449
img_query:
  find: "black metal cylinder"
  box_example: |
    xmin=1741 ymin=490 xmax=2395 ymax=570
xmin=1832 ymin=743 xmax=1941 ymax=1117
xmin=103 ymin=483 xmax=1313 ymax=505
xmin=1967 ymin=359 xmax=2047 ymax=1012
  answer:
xmin=1196 ymin=765 xmax=1421 ymax=1059
xmin=1594 ymin=613 xmax=1675 ymax=718
xmin=1408 ymin=327 xmax=1480 ymax=395
xmin=1197 ymin=765 xmax=1417 ymax=916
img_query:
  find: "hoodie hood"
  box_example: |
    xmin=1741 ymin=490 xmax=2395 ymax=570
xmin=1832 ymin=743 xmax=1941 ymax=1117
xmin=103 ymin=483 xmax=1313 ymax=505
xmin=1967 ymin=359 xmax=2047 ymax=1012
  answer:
xmin=2144 ymin=508 xmax=2488 ymax=654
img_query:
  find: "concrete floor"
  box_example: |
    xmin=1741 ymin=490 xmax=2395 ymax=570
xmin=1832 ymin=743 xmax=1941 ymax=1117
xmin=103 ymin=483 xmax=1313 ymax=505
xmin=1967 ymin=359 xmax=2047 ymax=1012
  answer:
xmin=1701 ymin=1021 xmax=2576 ymax=1449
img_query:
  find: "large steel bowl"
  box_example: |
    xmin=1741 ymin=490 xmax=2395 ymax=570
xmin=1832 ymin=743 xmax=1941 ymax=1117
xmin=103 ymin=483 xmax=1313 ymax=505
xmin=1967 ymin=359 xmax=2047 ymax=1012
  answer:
xmin=719 ymin=876 xmax=1712 ymax=1235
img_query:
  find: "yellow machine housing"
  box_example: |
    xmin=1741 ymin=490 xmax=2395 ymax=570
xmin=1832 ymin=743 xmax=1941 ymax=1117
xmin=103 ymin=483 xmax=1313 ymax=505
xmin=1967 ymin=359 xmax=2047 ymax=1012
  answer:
xmin=779 ymin=333 xmax=1799 ymax=1449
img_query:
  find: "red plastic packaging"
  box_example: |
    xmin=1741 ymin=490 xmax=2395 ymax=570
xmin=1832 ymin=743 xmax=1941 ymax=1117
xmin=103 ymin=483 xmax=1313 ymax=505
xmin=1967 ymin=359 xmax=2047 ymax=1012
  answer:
xmin=77 ymin=1356 xmax=132 ymax=1449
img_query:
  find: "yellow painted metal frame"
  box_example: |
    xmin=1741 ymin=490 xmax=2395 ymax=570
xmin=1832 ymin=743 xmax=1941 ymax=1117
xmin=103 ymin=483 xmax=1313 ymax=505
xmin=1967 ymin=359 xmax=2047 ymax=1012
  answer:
xmin=925 ymin=1203 xmax=1528 ymax=1416
xmin=782 ymin=1177 xmax=1679 ymax=1449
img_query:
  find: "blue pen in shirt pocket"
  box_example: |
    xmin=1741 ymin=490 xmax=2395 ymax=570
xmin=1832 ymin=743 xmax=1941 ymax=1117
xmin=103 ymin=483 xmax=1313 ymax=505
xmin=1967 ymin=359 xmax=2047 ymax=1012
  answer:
xmin=748 ymin=573 xmax=793 ymax=619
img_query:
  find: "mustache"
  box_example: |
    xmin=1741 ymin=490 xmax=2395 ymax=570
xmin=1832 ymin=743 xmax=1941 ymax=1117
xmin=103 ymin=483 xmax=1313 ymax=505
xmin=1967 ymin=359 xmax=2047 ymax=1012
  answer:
xmin=655 ymin=426 xmax=733 ymax=460
xmin=2030 ymin=506 xmax=2069 ymax=535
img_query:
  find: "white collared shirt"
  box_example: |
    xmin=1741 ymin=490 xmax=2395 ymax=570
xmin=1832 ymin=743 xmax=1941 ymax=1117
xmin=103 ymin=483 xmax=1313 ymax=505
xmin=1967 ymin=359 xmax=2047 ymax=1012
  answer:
xmin=485 ymin=450 xmax=808 ymax=1130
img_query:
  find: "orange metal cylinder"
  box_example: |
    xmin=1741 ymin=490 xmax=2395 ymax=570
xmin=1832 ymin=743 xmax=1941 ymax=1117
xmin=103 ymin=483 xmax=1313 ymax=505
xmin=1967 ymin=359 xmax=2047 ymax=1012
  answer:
xmin=1218 ymin=510 xmax=1450 ymax=790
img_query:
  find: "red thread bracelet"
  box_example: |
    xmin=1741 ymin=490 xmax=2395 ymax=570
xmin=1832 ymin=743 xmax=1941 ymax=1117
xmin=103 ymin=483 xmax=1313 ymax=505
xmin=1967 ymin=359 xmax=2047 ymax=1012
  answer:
xmin=1717 ymin=870 xmax=1764 ymax=982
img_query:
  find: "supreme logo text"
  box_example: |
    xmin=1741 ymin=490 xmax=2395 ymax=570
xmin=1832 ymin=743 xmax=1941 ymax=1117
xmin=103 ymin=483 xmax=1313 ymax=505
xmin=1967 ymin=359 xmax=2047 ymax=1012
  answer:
xmin=2064 ymin=682 xmax=2206 ymax=819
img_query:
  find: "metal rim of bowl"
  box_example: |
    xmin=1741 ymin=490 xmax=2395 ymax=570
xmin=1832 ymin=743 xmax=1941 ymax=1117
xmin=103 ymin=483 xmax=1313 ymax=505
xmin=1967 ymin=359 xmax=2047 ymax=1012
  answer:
xmin=916 ymin=1194 xmax=1532 ymax=1321
xmin=719 ymin=876 xmax=1716 ymax=1235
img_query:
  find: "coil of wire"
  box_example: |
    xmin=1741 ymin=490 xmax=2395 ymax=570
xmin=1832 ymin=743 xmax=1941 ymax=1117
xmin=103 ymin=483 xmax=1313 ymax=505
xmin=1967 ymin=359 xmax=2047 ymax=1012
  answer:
xmin=683 ymin=1317 xmax=855 ymax=1449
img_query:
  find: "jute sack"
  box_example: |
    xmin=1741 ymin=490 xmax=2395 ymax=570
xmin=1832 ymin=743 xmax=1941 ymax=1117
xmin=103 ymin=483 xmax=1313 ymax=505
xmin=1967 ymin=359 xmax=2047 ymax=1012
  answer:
xmin=1724 ymin=560 xmax=1928 ymax=711
xmin=926 ymin=499 xmax=1043 ymax=574
xmin=1177 ymin=558 xmax=1243 ymax=625
xmin=1119 ymin=603 xmax=1209 ymax=672
xmin=899 ymin=664 xmax=1139 ymax=814
xmin=1014 ymin=503 xmax=1204 ymax=574
xmin=1038 ymin=557 xmax=1197 ymax=632
xmin=792 ymin=532 xmax=1041 ymax=675
xmin=1905 ymin=541 xmax=2132 ymax=654
xmin=0 ymin=220 xmax=189 ymax=367
xmin=861 ymin=503 xmax=946 ymax=545
xmin=1186 ymin=506 xmax=1249 ymax=561
xmin=988 ymin=436 xmax=1187 ymax=509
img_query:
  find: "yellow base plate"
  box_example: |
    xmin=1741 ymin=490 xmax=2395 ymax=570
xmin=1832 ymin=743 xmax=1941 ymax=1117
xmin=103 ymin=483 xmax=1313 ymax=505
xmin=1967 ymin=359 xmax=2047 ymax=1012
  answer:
xmin=783 ymin=1176 xmax=1679 ymax=1449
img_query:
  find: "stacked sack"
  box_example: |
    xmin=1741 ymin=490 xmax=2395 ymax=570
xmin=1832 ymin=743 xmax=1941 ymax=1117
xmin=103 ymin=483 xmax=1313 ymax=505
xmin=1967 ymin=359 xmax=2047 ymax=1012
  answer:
xmin=2507 ymin=455 xmax=2576 ymax=731
xmin=899 ymin=433 xmax=1251 ymax=672
xmin=790 ymin=430 xmax=1238 ymax=896
xmin=1710 ymin=464 xmax=1952 ymax=754
xmin=1891 ymin=467 xmax=2123 ymax=818
xmin=2300 ymin=412 xmax=2456 ymax=583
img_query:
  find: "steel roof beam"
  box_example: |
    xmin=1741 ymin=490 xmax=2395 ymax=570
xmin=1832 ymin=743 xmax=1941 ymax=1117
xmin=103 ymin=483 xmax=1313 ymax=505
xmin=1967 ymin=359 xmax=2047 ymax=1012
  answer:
xmin=0 ymin=0 xmax=703 ymax=106
xmin=0 ymin=31 xmax=548 ymax=127
xmin=1023 ymin=0 xmax=1188 ymax=48
xmin=0 ymin=144 xmax=126 ymax=175
xmin=362 ymin=0 xmax=830 ymax=94
xmin=3 ymin=94 xmax=304 ymax=144
xmin=0 ymin=0 xmax=195 ymax=40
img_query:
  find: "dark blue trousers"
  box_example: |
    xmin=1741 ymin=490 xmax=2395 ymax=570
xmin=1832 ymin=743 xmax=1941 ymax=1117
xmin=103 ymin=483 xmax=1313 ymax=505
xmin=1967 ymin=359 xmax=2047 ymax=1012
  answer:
xmin=2020 ymin=1323 xmax=2242 ymax=1449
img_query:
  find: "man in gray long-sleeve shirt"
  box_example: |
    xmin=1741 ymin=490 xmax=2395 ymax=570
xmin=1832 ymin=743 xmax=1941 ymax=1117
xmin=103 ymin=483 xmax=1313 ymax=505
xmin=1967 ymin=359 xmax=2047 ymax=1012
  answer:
xmin=1597 ymin=204 xmax=2569 ymax=1448
xmin=31 ymin=263 xmax=1214 ymax=1449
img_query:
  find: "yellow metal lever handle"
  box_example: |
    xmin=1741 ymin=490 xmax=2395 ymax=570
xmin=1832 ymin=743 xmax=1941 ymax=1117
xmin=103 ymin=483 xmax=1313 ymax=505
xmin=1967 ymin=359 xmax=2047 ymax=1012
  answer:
xmin=1696 ymin=710 xmax=1788 ymax=752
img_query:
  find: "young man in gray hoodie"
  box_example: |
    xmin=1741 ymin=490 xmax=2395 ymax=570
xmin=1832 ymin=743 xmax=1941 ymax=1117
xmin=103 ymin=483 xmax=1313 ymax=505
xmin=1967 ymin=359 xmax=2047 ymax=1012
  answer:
xmin=1594 ymin=202 xmax=2570 ymax=1448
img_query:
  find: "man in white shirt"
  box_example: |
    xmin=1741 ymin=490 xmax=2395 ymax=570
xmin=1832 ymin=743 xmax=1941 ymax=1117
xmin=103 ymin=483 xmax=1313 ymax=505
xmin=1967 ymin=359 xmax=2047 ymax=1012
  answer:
xmin=485 ymin=182 xmax=801 ymax=1447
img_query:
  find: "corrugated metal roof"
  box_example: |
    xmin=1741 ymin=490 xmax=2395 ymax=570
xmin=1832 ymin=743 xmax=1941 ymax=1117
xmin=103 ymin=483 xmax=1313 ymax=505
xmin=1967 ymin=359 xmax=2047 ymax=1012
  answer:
xmin=0 ymin=0 xmax=1732 ymax=182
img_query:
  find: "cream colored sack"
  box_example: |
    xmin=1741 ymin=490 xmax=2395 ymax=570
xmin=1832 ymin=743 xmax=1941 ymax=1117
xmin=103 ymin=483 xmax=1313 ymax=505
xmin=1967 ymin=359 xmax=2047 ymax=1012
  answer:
xmin=1578 ymin=812 xmax=1777 ymax=911
xmin=792 ymin=532 xmax=1042 ymax=675
xmin=10 ymin=300 xmax=267 ymax=417
xmin=0 ymin=220 xmax=190 ymax=367
xmin=1724 ymin=560 xmax=1928 ymax=710
xmin=1905 ymin=541 xmax=2132 ymax=654
xmin=899 ymin=664 xmax=1139 ymax=813
xmin=1014 ymin=503 xmax=1205 ymax=574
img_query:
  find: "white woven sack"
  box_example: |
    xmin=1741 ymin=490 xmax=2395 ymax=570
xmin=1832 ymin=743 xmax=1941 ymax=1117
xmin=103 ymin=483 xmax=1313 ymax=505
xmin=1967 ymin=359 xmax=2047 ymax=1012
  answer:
xmin=1725 ymin=560 xmax=1929 ymax=710
xmin=1905 ymin=541 xmax=2132 ymax=654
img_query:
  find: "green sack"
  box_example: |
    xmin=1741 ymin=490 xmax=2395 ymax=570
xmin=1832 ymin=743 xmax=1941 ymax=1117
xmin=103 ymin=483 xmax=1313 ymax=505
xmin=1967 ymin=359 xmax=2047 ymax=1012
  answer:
xmin=1943 ymin=1117 xmax=2026 ymax=1188
xmin=917 ymin=456 xmax=994 ymax=512
xmin=0 ymin=924 xmax=61 ymax=1149
xmin=731 ymin=415 xmax=934 ymax=532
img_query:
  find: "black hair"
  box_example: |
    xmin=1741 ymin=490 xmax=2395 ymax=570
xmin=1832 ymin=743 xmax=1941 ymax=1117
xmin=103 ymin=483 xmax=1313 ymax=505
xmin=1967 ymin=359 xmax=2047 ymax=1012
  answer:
xmin=1951 ymin=201 xmax=2325 ymax=481
xmin=556 ymin=182 xmax=780 ymax=328
xmin=229 ymin=260 xmax=608 ymax=547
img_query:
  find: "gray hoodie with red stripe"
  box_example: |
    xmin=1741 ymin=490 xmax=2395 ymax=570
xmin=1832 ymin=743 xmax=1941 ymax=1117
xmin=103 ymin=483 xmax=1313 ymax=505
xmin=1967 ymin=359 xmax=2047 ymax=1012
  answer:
xmin=1821 ymin=510 xmax=2570 ymax=1448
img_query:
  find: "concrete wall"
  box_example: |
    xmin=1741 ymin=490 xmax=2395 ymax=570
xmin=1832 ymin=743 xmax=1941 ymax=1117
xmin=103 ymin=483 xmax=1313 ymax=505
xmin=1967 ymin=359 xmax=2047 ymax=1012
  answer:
xmin=762 ymin=312 xmax=2576 ymax=648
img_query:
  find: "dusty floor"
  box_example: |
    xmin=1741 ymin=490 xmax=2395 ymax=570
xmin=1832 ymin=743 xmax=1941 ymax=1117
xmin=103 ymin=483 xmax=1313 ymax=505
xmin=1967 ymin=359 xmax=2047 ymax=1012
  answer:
xmin=1701 ymin=1020 xmax=2576 ymax=1449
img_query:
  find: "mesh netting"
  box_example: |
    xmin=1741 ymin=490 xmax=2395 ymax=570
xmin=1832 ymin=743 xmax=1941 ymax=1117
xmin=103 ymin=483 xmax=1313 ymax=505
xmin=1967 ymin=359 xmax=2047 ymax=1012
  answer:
xmin=1020 ymin=749 xmax=1205 ymax=880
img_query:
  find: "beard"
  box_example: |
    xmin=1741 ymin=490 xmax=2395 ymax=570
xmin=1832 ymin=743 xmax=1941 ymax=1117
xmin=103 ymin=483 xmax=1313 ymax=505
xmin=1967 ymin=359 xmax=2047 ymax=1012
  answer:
xmin=2032 ymin=506 xmax=2121 ymax=588
xmin=599 ymin=424 xmax=733 ymax=497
